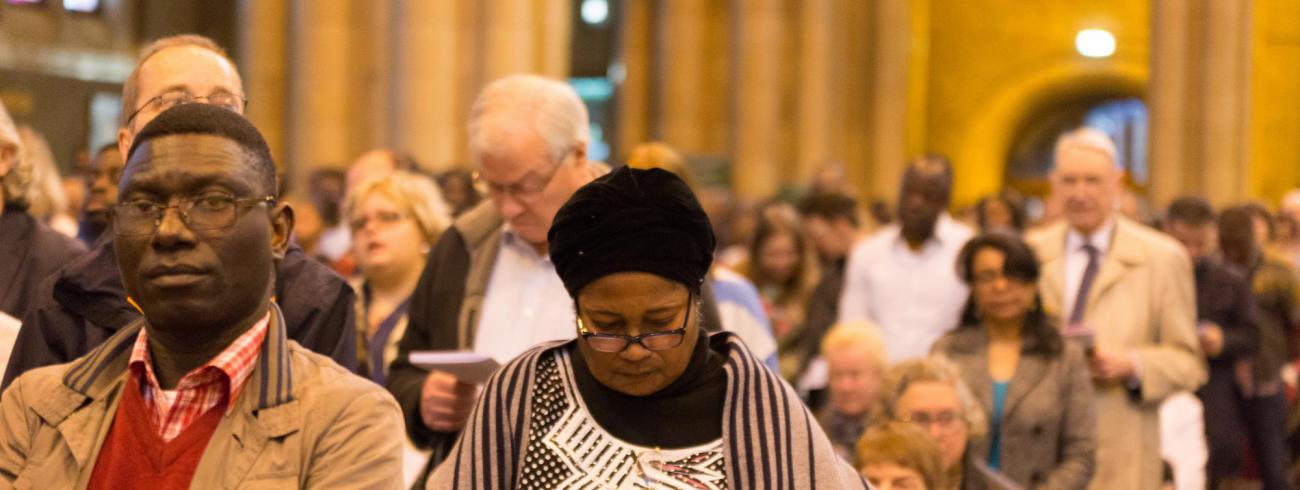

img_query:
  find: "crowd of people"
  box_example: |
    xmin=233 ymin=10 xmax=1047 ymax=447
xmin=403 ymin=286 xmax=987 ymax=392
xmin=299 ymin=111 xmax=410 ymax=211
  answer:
xmin=1 ymin=33 xmax=1299 ymax=490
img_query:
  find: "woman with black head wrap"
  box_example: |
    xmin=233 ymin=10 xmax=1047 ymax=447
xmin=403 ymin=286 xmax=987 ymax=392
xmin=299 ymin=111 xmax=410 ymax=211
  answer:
xmin=428 ymin=167 xmax=868 ymax=489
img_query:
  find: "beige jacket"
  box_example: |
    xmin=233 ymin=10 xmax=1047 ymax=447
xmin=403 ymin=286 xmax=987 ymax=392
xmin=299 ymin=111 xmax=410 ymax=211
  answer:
xmin=0 ymin=305 xmax=405 ymax=489
xmin=1027 ymin=217 xmax=1206 ymax=490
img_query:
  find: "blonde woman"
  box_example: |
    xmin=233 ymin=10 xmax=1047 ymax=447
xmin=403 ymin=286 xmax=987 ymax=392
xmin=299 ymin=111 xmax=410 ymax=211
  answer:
xmin=345 ymin=170 xmax=451 ymax=385
xmin=819 ymin=321 xmax=888 ymax=461
xmin=737 ymin=202 xmax=822 ymax=382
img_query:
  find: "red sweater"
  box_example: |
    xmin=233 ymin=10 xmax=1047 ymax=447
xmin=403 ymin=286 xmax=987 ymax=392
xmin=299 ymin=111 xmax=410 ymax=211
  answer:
xmin=87 ymin=377 xmax=225 ymax=490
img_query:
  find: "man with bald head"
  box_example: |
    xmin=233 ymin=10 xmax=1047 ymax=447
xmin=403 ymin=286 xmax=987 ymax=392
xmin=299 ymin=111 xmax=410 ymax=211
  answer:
xmin=4 ymin=34 xmax=357 ymax=389
xmin=838 ymin=155 xmax=975 ymax=363
xmin=1026 ymin=127 xmax=1205 ymax=489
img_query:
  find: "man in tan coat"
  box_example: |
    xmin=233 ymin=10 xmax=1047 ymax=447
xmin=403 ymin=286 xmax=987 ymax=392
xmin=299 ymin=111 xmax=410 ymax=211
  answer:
xmin=1026 ymin=127 xmax=1206 ymax=490
xmin=0 ymin=104 xmax=403 ymax=489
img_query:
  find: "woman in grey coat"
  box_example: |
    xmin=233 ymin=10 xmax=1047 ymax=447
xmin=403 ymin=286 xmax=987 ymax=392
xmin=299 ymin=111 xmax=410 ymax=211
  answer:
xmin=932 ymin=232 xmax=1096 ymax=490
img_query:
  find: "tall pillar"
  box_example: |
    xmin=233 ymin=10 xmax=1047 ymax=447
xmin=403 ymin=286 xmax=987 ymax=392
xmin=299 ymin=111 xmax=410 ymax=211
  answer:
xmin=656 ymin=0 xmax=710 ymax=154
xmin=615 ymin=0 xmax=653 ymax=159
xmin=1148 ymin=0 xmax=1192 ymax=208
xmin=868 ymin=0 xmax=913 ymax=203
xmin=238 ymin=0 xmax=289 ymax=177
xmin=288 ymin=0 xmax=354 ymax=188
xmin=795 ymin=0 xmax=836 ymax=185
xmin=393 ymin=0 xmax=464 ymax=172
xmin=1198 ymin=0 xmax=1251 ymax=206
xmin=732 ymin=0 xmax=783 ymax=199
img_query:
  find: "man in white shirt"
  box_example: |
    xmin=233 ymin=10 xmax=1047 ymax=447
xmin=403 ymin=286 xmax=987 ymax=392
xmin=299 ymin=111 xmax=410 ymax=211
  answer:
xmin=1026 ymin=127 xmax=1205 ymax=490
xmin=838 ymin=156 xmax=974 ymax=363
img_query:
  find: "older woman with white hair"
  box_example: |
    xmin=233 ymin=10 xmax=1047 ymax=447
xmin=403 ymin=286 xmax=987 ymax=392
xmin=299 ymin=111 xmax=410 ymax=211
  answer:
xmin=818 ymin=321 xmax=888 ymax=461
xmin=0 ymin=101 xmax=85 ymax=323
xmin=877 ymin=358 xmax=989 ymax=490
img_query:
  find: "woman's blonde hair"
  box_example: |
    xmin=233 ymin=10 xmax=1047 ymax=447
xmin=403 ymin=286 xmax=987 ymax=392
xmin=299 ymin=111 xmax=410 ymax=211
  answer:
xmin=626 ymin=141 xmax=696 ymax=189
xmin=876 ymin=357 xmax=987 ymax=439
xmin=344 ymin=170 xmax=451 ymax=245
xmin=820 ymin=321 xmax=887 ymax=374
xmin=856 ymin=421 xmax=946 ymax=490
xmin=7 ymin=126 xmax=69 ymax=219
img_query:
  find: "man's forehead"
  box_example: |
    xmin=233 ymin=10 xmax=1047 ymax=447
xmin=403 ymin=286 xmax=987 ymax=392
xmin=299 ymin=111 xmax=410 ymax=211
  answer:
xmin=126 ymin=134 xmax=249 ymax=174
xmin=137 ymin=45 xmax=243 ymax=95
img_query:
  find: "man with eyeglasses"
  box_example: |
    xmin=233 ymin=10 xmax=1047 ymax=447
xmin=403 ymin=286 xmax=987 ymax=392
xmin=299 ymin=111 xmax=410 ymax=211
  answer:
xmin=0 ymin=103 xmax=403 ymax=489
xmin=386 ymin=75 xmax=615 ymax=480
xmin=3 ymin=34 xmax=357 ymax=390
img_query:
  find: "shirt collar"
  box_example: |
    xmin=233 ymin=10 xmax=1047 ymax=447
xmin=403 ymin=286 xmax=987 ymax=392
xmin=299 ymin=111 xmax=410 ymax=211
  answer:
xmin=128 ymin=311 xmax=271 ymax=410
xmin=501 ymin=224 xmax=552 ymax=263
xmin=891 ymin=213 xmax=960 ymax=248
xmin=1066 ymin=216 xmax=1116 ymax=256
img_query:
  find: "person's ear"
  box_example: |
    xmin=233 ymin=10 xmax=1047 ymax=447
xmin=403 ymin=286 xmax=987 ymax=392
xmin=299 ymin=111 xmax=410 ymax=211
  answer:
xmin=0 ymin=145 xmax=14 ymax=178
xmin=117 ymin=127 xmax=132 ymax=162
xmin=570 ymin=141 xmax=588 ymax=168
xmin=270 ymin=201 xmax=295 ymax=261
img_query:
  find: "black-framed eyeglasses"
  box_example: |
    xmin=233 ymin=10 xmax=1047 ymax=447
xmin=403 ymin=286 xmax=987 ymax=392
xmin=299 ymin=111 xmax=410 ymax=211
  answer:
xmin=125 ymin=89 xmax=248 ymax=125
xmin=577 ymin=295 xmax=692 ymax=353
xmin=114 ymin=193 xmax=275 ymax=237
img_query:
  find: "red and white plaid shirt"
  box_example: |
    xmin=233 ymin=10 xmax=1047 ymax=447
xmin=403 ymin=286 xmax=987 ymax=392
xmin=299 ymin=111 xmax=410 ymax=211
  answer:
xmin=127 ymin=312 xmax=269 ymax=442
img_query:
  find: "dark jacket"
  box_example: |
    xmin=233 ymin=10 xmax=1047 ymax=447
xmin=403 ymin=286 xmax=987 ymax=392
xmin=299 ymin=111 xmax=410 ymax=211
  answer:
xmin=2 ymin=234 xmax=356 ymax=390
xmin=0 ymin=209 xmax=86 ymax=320
xmin=1193 ymin=258 xmax=1259 ymax=384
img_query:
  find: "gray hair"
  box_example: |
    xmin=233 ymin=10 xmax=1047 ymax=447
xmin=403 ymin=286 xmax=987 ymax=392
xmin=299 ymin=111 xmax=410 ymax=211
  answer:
xmin=467 ymin=74 xmax=589 ymax=167
xmin=1053 ymin=127 xmax=1119 ymax=169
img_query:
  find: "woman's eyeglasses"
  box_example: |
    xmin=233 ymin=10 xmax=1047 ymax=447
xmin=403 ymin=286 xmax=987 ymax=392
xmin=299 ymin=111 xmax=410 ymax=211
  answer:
xmin=577 ymin=296 xmax=692 ymax=353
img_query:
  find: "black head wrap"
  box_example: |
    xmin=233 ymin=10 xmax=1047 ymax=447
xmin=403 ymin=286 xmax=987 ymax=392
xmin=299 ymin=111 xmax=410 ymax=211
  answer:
xmin=549 ymin=166 xmax=715 ymax=298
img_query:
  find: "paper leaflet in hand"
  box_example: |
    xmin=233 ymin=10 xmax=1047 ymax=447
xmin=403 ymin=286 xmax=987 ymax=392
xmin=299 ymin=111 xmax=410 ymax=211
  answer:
xmin=409 ymin=351 xmax=501 ymax=384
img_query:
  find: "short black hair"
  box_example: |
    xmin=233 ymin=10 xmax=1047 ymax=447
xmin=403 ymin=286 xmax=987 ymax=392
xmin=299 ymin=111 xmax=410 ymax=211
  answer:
xmin=1166 ymin=196 xmax=1215 ymax=227
xmin=797 ymin=191 xmax=859 ymax=227
xmin=127 ymin=103 xmax=276 ymax=194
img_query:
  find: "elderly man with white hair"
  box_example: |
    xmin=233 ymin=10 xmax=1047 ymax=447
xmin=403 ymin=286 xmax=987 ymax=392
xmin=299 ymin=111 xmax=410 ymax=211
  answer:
xmin=1026 ymin=127 xmax=1205 ymax=490
xmin=385 ymin=75 xmax=608 ymax=479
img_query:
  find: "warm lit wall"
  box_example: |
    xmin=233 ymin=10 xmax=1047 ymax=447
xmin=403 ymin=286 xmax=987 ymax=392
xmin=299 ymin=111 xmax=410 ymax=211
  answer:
xmin=1247 ymin=0 xmax=1300 ymax=205
xmin=921 ymin=0 xmax=1150 ymax=207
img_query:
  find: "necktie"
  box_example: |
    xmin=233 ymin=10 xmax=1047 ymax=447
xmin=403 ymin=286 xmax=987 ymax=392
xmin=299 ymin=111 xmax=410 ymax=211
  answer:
xmin=1069 ymin=243 xmax=1100 ymax=325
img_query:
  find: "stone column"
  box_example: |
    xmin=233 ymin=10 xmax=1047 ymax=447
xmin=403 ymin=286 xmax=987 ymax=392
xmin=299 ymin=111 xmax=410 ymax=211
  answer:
xmin=868 ymin=0 xmax=914 ymax=203
xmin=287 ymin=0 xmax=355 ymax=190
xmin=1198 ymin=0 xmax=1251 ymax=206
xmin=1147 ymin=0 xmax=1191 ymax=208
xmin=732 ymin=0 xmax=784 ymax=199
xmin=615 ymin=0 xmax=653 ymax=159
xmin=237 ymin=0 xmax=289 ymax=176
xmin=795 ymin=0 xmax=836 ymax=185
xmin=392 ymin=0 xmax=465 ymax=172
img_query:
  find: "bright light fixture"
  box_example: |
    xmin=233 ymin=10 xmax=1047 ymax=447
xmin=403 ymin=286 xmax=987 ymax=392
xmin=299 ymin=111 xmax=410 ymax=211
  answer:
xmin=581 ymin=0 xmax=609 ymax=26
xmin=1076 ymin=29 xmax=1116 ymax=59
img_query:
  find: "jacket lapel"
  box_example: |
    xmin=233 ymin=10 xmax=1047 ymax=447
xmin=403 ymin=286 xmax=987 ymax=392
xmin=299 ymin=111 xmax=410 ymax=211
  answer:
xmin=1034 ymin=223 xmax=1068 ymax=319
xmin=191 ymin=304 xmax=302 ymax=489
xmin=1002 ymin=353 xmax=1050 ymax=422
xmin=0 ymin=211 xmax=33 ymax=310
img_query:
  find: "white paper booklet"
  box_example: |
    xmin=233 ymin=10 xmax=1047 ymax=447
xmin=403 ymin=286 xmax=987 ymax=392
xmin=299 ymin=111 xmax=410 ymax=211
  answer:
xmin=409 ymin=351 xmax=501 ymax=384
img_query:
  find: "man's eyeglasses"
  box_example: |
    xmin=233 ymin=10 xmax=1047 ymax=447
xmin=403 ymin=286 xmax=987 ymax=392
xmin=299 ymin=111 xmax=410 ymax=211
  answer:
xmin=114 ymin=192 xmax=274 ymax=237
xmin=471 ymin=150 xmax=571 ymax=204
xmin=125 ymin=89 xmax=247 ymax=125
xmin=577 ymin=296 xmax=692 ymax=353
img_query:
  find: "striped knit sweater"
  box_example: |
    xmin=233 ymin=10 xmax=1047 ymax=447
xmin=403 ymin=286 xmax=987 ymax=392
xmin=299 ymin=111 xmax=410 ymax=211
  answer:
xmin=428 ymin=331 xmax=870 ymax=489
